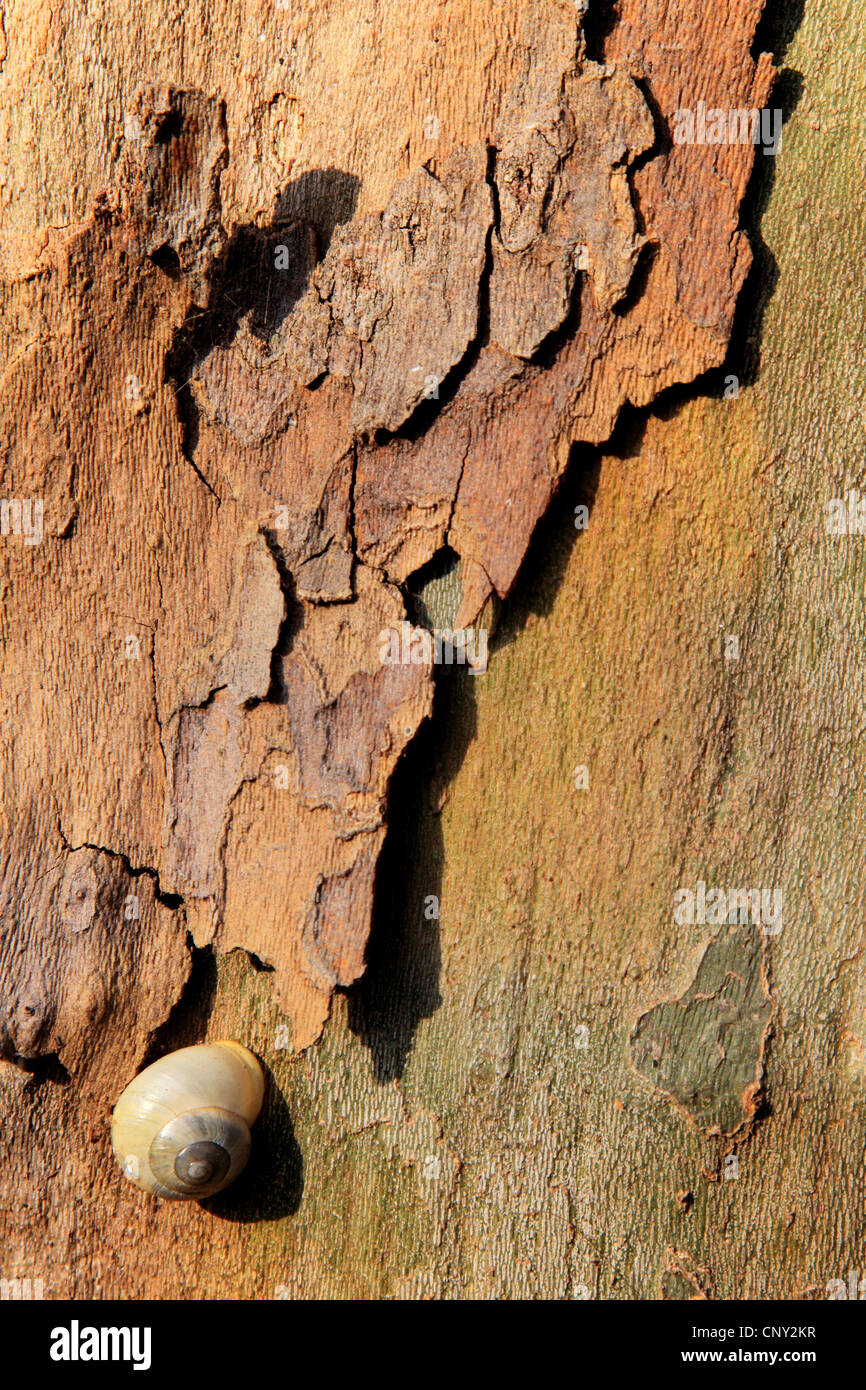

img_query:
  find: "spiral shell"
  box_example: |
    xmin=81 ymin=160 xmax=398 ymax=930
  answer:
xmin=111 ymin=1041 xmax=265 ymax=1200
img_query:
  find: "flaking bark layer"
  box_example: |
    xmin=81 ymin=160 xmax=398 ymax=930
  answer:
xmin=0 ymin=2 xmax=773 ymax=1077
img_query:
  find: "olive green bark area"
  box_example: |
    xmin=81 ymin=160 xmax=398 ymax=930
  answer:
xmin=163 ymin=0 xmax=864 ymax=1299
xmin=630 ymin=925 xmax=772 ymax=1136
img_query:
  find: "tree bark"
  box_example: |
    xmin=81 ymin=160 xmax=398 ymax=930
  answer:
xmin=2 ymin=0 xmax=863 ymax=1301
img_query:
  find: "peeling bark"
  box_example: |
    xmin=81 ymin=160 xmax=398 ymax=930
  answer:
xmin=0 ymin=3 xmax=772 ymax=1078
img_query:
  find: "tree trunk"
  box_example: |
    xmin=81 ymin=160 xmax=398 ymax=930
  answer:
xmin=2 ymin=0 xmax=863 ymax=1300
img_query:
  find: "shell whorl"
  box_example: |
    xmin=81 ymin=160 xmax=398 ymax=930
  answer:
xmin=111 ymin=1041 xmax=265 ymax=1200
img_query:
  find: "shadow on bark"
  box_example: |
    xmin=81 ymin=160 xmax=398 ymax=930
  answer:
xmin=347 ymin=660 xmax=479 ymax=1082
xmin=726 ymin=0 xmax=806 ymax=389
xmin=163 ymin=167 xmax=360 ymax=482
xmin=494 ymin=443 xmax=604 ymax=651
xmin=204 ymin=1056 xmax=303 ymax=1223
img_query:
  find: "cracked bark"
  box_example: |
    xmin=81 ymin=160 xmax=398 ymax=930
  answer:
xmin=2 ymin=2 xmax=769 ymax=1066
xmin=1 ymin=0 xmax=859 ymax=1303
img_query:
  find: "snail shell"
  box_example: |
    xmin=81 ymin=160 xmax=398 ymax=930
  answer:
xmin=111 ymin=1041 xmax=265 ymax=1200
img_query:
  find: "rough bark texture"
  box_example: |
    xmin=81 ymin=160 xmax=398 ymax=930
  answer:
xmin=0 ymin=0 xmax=770 ymax=1058
xmin=2 ymin=0 xmax=863 ymax=1301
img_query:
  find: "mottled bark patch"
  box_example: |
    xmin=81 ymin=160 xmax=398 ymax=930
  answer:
xmin=273 ymin=144 xmax=494 ymax=436
xmin=121 ymin=85 xmax=227 ymax=285
xmin=661 ymin=1247 xmax=713 ymax=1300
xmin=489 ymin=64 xmax=654 ymax=357
xmin=630 ymin=924 xmax=772 ymax=1136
